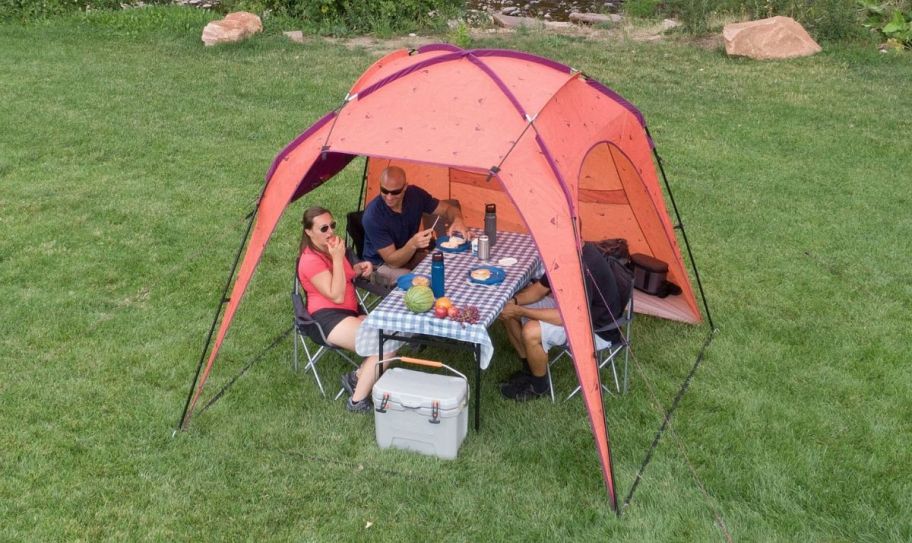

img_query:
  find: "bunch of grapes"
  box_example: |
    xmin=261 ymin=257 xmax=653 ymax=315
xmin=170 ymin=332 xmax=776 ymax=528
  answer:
xmin=450 ymin=305 xmax=480 ymax=326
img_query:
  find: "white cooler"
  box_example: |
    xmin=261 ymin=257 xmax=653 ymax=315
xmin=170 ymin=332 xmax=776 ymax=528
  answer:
xmin=372 ymin=359 xmax=469 ymax=460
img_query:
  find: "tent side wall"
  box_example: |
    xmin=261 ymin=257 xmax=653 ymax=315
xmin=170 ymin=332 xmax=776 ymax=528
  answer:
xmin=184 ymin=123 xmax=333 ymax=419
xmin=362 ymin=142 xmax=702 ymax=323
xmin=494 ymin=131 xmax=617 ymax=505
xmin=365 ymin=159 xmax=531 ymax=234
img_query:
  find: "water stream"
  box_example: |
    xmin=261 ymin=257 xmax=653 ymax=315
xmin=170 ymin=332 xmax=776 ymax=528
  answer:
xmin=465 ymin=0 xmax=621 ymax=21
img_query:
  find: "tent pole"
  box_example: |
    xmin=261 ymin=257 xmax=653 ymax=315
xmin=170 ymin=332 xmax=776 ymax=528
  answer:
xmin=175 ymin=207 xmax=258 ymax=434
xmin=357 ymin=157 xmax=369 ymax=211
xmin=571 ymin=217 xmax=620 ymax=513
xmin=648 ymin=135 xmax=716 ymax=331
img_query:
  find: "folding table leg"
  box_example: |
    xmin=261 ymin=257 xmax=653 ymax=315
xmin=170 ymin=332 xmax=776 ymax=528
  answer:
xmin=377 ymin=329 xmax=385 ymax=378
xmin=474 ymin=343 xmax=481 ymax=432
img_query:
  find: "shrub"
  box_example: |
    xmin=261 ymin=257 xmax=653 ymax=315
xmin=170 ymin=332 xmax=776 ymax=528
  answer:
xmin=623 ymin=0 xmax=665 ymax=19
xmin=219 ymin=0 xmax=462 ymax=35
xmin=0 ymin=0 xmax=125 ymax=21
xmin=622 ymin=0 xmax=867 ymax=42
xmin=2 ymin=0 xmax=463 ymax=34
xmin=859 ymin=0 xmax=912 ymax=48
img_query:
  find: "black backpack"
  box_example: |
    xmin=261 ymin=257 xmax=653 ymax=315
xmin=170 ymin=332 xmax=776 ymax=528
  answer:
xmin=594 ymin=238 xmax=630 ymax=264
xmin=606 ymin=255 xmax=633 ymax=313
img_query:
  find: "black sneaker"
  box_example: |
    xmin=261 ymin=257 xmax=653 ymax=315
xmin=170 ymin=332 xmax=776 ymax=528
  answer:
xmin=346 ymin=397 xmax=372 ymax=413
xmin=500 ymin=378 xmax=549 ymax=402
xmin=340 ymin=371 xmax=358 ymax=397
xmin=499 ymin=368 xmax=531 ymax=386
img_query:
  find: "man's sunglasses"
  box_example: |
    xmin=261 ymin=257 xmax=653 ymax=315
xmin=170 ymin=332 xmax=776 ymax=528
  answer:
xmin=380 ymin=186 xmax=405 ymax=196
xmin=318 ymin=221 xmax=337 ymax=233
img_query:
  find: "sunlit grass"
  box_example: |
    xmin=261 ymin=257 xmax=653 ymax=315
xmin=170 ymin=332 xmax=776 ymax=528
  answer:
xmin=1 ymin=7 xmax=911 ymax=541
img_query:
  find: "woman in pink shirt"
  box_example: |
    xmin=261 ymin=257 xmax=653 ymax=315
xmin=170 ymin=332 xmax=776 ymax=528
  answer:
xmin=297 ymin=206 xmax=389 ymax=413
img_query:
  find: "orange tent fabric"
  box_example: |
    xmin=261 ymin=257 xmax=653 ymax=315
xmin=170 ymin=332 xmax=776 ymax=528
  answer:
xmin=184 ymin=45 xmax=703 ymax=509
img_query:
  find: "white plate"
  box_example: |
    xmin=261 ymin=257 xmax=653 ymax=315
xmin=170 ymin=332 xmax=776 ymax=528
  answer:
xmin=497 ymin=257 xmax=517 ymax=267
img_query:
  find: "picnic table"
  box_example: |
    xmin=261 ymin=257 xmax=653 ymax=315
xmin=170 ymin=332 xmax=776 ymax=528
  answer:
xmin=355 ymin=230 xmax=542 ymax=430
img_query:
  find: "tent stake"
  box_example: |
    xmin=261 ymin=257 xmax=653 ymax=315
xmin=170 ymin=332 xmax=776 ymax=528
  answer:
xmin=175 ymin=207 xmax=258 ymax=433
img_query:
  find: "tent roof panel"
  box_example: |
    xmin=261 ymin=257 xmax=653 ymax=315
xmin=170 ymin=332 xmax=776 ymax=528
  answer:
xmin=326 ymin=58 xmax=529 ymax=169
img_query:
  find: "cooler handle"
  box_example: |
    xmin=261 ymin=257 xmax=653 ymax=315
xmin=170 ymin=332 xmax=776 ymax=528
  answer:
xmin=382 ymin=356 xmax=469 ymax=383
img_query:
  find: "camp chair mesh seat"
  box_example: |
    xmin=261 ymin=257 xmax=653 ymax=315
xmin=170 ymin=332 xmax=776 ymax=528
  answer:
xmin=546 ymin=279 xmax=635 ymax=401
xmin=291 ymin=278 xmax=360 ymax=400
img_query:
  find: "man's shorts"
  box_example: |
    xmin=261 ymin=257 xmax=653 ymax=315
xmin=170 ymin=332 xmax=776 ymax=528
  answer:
xmin=523 ymin=296 xmax=613 ymax=353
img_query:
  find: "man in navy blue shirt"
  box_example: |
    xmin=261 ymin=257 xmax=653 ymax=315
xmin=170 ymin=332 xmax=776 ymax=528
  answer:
xmin=362 ymin=166 xmax=470 ymax=285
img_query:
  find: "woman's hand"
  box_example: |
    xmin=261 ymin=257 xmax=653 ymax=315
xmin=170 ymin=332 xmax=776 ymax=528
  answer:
xmin=327 ymin=235 xmax=346 ymax=260
xmin=353 ymin=261 xmax=373 ymax=278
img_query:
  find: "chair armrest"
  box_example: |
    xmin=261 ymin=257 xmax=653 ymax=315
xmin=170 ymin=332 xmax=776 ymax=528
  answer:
xmin=593 ymin=312 xmax=633 ymax=334
xmin=354 ymin=276 xmax=392 ymax=298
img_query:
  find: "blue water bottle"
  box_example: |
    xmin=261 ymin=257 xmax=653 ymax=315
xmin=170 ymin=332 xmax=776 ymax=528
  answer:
xmin=431 ymin=251 xmax=445 ymax=298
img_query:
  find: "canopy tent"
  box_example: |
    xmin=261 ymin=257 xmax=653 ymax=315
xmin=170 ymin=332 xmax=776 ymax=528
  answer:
xmin=178 ymin=44 xmax=710 ymax=511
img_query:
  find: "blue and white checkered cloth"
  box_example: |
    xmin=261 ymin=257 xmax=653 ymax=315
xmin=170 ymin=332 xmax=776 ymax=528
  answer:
xmin=354 ymin=230 xmax=541 ymax=369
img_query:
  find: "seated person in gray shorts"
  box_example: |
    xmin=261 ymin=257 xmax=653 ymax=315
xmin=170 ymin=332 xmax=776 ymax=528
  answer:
xmin=361 ymin=166 xmax=471 ymax=286
xmin=498 ymin=243 xmax=626 ymax=401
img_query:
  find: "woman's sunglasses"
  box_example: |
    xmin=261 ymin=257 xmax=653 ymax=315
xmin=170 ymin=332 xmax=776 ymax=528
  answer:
xmin=318 ymin=221 xmax=337 ymax=233
xmin=380 ymin=186 xmax=405 ymax=196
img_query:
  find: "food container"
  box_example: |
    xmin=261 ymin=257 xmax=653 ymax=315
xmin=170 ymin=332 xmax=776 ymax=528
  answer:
xmin=373 ymin=358 xmax=468 ymax=460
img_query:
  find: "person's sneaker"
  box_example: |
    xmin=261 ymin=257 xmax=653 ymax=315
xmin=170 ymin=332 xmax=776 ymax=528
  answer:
xmin=346 ymin=397 xmax=372 ymax=413
xmin=500 ymin=377 xmax=549 ymax=402
xmin=340 ymin=371 xmax=358 ymax=397
xmin=499 ymin=368 xmax=531 ymax=386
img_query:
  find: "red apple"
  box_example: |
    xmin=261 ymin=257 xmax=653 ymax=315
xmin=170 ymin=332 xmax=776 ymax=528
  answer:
xmin=447 ymin=307 xmax=460 ymax=319
xmin=434 ymin=306 xmax=448 ymax=319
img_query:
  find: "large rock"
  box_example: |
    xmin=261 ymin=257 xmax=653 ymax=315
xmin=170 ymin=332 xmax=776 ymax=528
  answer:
xmin=723 ymin=16 xmax=821 ymax=60
xmin=492 ymin=12 xmax=542 ymax=29
xmin=201 ymin=12 xmax=263 ymax=47
xmin=283 ymin=30 xmax=305 ymax=44
xmin=569 ymin=12 xmax=622 ymax=25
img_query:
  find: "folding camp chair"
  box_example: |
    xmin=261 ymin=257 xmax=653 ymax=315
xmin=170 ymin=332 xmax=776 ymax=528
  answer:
xmin=546 ymin=279 xmax=635 ymax=401
xmin=344 ymin=210 xmax=391 ymax=310
xmin=291 ymin=278 xmax=360 ymax=400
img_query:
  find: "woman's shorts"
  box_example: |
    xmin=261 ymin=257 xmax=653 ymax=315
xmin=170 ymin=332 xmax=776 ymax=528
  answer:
xmin=309 ymin=308 xmax=361 ymax=344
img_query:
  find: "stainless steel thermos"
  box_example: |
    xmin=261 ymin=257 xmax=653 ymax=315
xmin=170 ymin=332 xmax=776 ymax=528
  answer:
xmin=477 ymin=234 xmax=490 ymax=260
xmin=484 ymin=203 xmax=497 ymax=246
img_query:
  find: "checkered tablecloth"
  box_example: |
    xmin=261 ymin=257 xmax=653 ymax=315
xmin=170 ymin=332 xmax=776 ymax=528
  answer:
xmin=354 ymin=230 xmax=541 ymax=369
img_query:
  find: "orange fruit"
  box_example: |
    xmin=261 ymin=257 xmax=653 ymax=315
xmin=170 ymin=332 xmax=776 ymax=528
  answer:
xmin=435 ymin=296 xmax=454 ymax=310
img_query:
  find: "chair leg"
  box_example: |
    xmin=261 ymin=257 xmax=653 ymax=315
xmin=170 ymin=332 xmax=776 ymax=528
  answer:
xmin=609 ymin=357 xmax=620 ymax=394
xmin=622 ymin=345 xmax=630 ymax=395
xmin=547 ymin=349 xmax=570 ymax=403
xmin=566 ymin=347 xmax=622 ymax=401
xmin=293 ymin=328 xmax=299 ymax=372
xmin=300 ymin=338 xmax=327 ymax=397
xmin=545 ymin=364 xmax=555 ymax=403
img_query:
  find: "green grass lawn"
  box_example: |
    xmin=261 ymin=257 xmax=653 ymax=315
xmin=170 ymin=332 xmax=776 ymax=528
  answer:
xmin=2 ymin=7 xmax=911 ymax=541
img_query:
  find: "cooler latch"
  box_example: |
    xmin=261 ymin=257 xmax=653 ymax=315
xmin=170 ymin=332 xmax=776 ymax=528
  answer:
xmin=376 ymin=393 xmax=390 ymax=413
xmin=429 ymin=401 xmax=441 ymax=424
